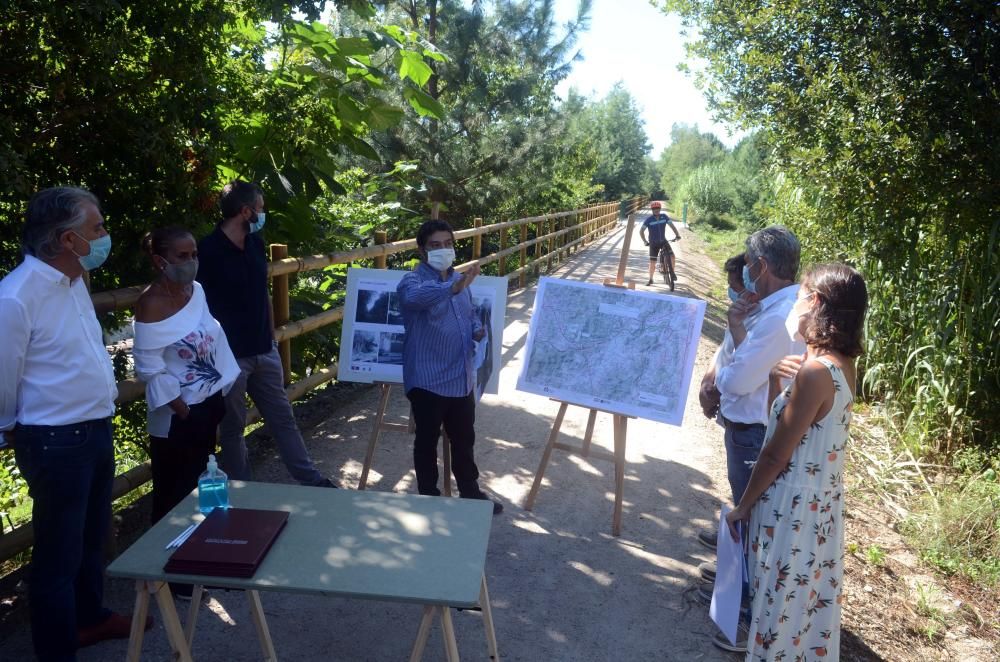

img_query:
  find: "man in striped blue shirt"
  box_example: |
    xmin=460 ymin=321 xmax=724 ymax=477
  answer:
xmin=396 ymin=220 xmax=503 ymax=514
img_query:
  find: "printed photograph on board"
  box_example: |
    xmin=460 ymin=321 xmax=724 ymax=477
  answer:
xmin=356 ymin=289 xmax=390 ymax=324
xmin=377 ymin=332 xmax=405 ymax=365
xmin=473 ymin=294 xmax=495 ymax=400
xmin=338 ymin=268 xmax=508 ymax=392
xmin=387 ymin=292 xmax=405 ymax=326
xmin=352 ymin=329 xmax=379 ymax=363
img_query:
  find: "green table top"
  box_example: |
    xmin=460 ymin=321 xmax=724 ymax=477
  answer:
xmin=107 ymin=482 xmax=493 ymax=608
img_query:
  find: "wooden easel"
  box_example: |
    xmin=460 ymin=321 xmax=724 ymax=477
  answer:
xmin=523 ymin=214 xmax=640 ymax=537
xmin=357 ymin=382 xmax=453 ymax=495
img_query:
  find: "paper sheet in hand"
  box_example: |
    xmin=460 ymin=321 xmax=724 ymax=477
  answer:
xmin=710 ymin=506 xmax=745 ymax=645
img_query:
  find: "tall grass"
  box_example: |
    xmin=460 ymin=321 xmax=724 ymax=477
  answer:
xmin=859 ymin=220 xmax=1000 ymax=460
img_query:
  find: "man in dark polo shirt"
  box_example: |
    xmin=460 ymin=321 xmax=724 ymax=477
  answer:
xmin=196 ymin=180 xmax=334 ymax=487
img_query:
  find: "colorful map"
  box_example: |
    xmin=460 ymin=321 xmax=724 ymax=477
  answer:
xmin=516 ymin=278 xmax=706 ymax=425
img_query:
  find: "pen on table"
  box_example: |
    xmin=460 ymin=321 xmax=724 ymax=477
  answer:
xmin=175 ymin=522 xmax=200 ymax=547
xmin=165 ymin=524 xmax=197 ymax=550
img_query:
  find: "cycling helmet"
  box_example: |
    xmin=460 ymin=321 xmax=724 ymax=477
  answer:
xmin=650 ymin=201 xmax=662 ymax=209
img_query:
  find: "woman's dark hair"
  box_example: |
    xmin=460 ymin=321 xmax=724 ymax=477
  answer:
xmin=141 ymin=226 xmax=193 ymax=258
xmin=801 ymin=263 xmax=868 ymax=358
xmin=724 ymin=252 xmax=745 ymax=277
xmin=416 ymin=219 xmax=454 ymax=248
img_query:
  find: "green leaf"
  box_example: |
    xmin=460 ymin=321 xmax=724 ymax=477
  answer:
xmin=343 ymin=135 xmax=380 ymax=161
xmin=365 ymin=100 xmax=405 ymax=130
xmin=403 ymin=86 xmax=445 ymax=119
xmin=398 ymin=50 xmax=433 ymax=87
xmin=334 ymin=37 xmax=373 ymax=57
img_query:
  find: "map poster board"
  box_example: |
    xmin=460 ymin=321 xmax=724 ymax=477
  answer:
xmin=337 ymin=267 xmax=507 ymax=399
xmin=515 ymin=277 xmax=706 ymax=426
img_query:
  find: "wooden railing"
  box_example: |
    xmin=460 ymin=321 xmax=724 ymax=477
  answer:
xmin=0 ymin=198 xmax=644 ymax=561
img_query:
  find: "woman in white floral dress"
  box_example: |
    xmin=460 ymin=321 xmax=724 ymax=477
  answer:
xmin=726 ymin=263 xmax=868 ymax=661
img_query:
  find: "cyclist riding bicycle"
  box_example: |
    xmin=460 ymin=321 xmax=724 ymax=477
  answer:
xmin=640 ymin=201 xmax=681 ymax=286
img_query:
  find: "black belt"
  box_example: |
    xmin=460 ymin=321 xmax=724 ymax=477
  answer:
xmin=722 ymin=417 xmax=765 ymax=431
xmin=14 ymin=418 xmax=111 ymax=435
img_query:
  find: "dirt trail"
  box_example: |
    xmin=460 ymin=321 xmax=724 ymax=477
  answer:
xmin=2 ymin=216 xmax=993 ymax=660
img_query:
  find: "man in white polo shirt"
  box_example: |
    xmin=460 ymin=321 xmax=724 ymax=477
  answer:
xmin=0 ymin=187 xmax=150 ymax=661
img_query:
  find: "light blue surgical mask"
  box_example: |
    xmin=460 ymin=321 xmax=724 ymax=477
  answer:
xmin=728 ymin=287 xmax=742 ymax=303
xmin=742 ymin=263 xmax=760 ymax=295
xmin=249 ymin=211 xmax=266 ymax=233
xmin=72 ymin=232 xmax=112 ymax=271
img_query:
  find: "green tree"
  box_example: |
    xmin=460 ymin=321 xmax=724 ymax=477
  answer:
xmin=586 ymin=83 xmax=652 ymax=200
xmin=362 ymin=0 xmax=596 ymax=221
xmin=656 ymin=123 xmax=726 ymax=202
xmin=680 ymin=161 xmax=732 ymax=217
xmin=661 ymin=0 xmax=1000 ymax=454
xmin=0 ymin=0 xmax=441 ymax=285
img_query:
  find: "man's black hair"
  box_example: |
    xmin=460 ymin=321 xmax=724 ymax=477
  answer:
xmin=724 ymin=253 xmax=746 ymax=276
xmin=416 ymin=219 xmax=454 ymax=248
xmin=219 ymin=180 xmax=263 ymax=221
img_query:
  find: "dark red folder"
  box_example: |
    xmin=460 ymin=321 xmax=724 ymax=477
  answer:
xmin=164 ymin=508 xmax=289 ymax=578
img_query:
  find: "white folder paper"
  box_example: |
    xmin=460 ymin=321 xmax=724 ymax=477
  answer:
xmin=710 ymin=506 xmax=746 ymax=645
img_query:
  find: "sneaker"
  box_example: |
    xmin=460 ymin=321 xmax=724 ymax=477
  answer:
xmin=712 ymin=623 xmax=748 ymax=653
xmin=698 ymin=560 xmax=717 ymax=583
xmin=697 ymin=529 xmax=717 ymax=550
xmin=78 ymin=612 xmax=153 ymax=648
xmin=646 ymin=279 xmax=653 ymax=286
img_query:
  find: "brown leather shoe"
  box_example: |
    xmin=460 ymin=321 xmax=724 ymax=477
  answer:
xmin=78 ymin=611 xmax=153 ymax=648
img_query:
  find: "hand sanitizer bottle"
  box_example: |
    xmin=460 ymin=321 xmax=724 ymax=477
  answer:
xmin=198 ymin=454 xmax=229 ymax=514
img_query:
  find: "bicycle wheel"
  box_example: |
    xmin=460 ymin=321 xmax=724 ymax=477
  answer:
xmin=659 ymin=249 xmax=670 ymax=284
xmin=667 ymin=261 xmax=676 ymax=291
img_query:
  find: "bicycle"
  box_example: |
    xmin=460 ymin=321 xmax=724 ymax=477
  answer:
xmin=656 ymin=238 xmax=680 ymax=291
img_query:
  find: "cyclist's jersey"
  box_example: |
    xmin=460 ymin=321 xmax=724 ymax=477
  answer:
xmin=641 ymin=213 xmax=677 ymax=244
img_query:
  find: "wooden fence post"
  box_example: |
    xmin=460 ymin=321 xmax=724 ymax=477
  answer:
xmin=519 ymin=223 xmax=528 ymax=288
xmin=473 ymin=217 xmax=482 ymax=263
xmin=547 ymin=213 xmax=554 ymax=272
xmin=270 ymin=243 xmax=292 ymax=385
xmin=375 ymin=230 xmax=388 ymax=269
xmin=499 ymin=224 xmax=507 ymax=277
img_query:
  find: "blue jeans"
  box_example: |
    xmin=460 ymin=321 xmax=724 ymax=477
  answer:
xmin=14 ymin=418 xmax=114 ymax=662
xmin=724 ymin=421 xmax=767 ymax=506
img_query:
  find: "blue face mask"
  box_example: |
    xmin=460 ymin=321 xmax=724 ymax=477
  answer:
xmin=249 ymin=211 xmax=266 ymax=233
xmin=73 ymin=232 xmax=112 ymax=271
xmin=728 ymin=287 xmax=742 ymax=303
xmin=742 ymin=263 xmax=759 ymax=295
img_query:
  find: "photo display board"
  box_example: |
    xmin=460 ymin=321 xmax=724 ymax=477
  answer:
xmin=337 ymin=268 xmax=507 ymax=399
xmin=515 ymin=277 xmax=706 ymax=425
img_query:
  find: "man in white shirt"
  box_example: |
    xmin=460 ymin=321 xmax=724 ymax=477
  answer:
xmin=0 ymin=187 xmax=149 ymax=660
xmin=714 ymin=226 xmax=803 ymax=511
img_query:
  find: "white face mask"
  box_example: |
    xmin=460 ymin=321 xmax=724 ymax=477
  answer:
xmin=426 ymin=247 xmax=455 ymax=271
xmin=785 ymin=309 xmax=805 ymax=343
xmin=786 ymin=291 xmax=812 ymax=342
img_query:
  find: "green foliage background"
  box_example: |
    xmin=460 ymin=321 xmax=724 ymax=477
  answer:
xmin=0 ymin=0 xmax=652 ymax=533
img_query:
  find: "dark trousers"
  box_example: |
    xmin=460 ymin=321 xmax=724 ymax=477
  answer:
xmin=149 ymin=392 xmax=225 ymax=524
xmin=14 ymin=418 xmax=115 ymax=662
xmin=406 ymin=388 xmax=482 ymax=497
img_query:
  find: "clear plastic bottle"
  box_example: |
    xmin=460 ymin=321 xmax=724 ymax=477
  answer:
xmin=197 ymin=454 xmax=229 ymax=514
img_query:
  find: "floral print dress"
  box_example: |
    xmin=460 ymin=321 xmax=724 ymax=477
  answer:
xmin=745 ymin=358 xmax=853 ymax=661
